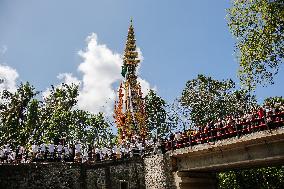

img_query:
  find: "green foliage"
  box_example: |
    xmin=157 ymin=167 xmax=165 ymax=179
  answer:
xmin=145 ymin=90 xmax=168 ymax=139
xmin=0 ymin=82 xmax=39 ymax=147
xmin=166 ymin=99 xmax=190 ymax=132
xmin=263 ymin=96 xmax=284 ymax=107
xmin=227 ymin=0 xmax=284 ymax=88
xmin=218 ymin=167 xmax=284 ymax=189
xmin=180 ymin=74 xmax=256 ymax=126
xmin=0 ymin=82 xmax=112 ymax=148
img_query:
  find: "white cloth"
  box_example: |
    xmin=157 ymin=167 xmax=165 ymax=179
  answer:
xmin=48 ymin=144 xmax=54 ymax=153
xmin=40 ymin=144 xmax=46 ymax=152
xmin=121 ymin=147 xmax=125 ymax=153
xmin=64 ymin=146 xmax=69 ymax=155
xmin=95 ymin=148 xmax=100 ymax=154
xmin=32 ymin=144 xmax=38 ymax=153
xmin=175 ymin=133 xmax=181 ymax=140
xmin=75 ymin=144 xmax=81 ymax=153
xmin=102 ymin=147 xmax=107 ymax=155
xmin=137 ymin=143 xmax=143 ymax=151
xmin=113 ymin=146 xmax=117 ymax=154
xmin=57 ymin=144 xmax=63 ymax=152
xmin=19 ymin=146 xmax=25 ymax=154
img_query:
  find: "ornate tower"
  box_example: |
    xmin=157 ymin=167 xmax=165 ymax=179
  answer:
xmin=114 ymin=19 xmax=147 ymax=143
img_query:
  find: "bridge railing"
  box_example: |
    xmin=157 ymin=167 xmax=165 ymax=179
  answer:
xmin=164 ymin=112 xmax=284 ymax=150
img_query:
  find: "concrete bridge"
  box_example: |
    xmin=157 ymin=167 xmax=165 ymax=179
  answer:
xmin=169 ymin=127 xmax=284 ymax=189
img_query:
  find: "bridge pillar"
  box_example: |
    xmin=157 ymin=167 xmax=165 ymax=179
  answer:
xmin=174 ymin=171 xmax=217 ymax=189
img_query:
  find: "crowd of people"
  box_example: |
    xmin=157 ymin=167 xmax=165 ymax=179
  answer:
xmin=164 ymin=105 xmax=284 ymax=150
xmin=0 ymin=138 xmax=163 ymax=164
xmin=0 ymin=104 xmax=283 ymax=164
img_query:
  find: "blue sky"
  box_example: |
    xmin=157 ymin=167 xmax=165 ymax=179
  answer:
xmin=0 ymin=0 xmax=283 ymax=114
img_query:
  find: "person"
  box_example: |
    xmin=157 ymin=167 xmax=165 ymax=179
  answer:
xmin=87 ymin=144 xmax=93 ymax=162
xmin=169 ymin=132 xmax=175 ymax=149
xmin=112 ymin=145 xmax=117 ymax=160
xmin=208 ymin=121 xmax=216 ymax=142
xmin=57 ymin=142 xmax=63 ymax=161
xmin=235 ymin=117 xmax=242 ymax=138
xmin=116 ymin=145 xmax=121 ymax=159
xmin=39 ymin=143 xmax=46 ymax=162
xmin=120 ymin=144 xmax=125 ymax=159
xmin=48 ymin=142 xmax=55 ymax=162
xmin=31 ymin=143 xmax=38 ymax=162
xmin=258 ymin=107 xmax=265 ymax=119
xmin=95 ymin=146 xmax=101 ymax=162
xmin=7 ymin=151 xmax=15 ymax=163
xmin=137 ymin=142 xmax=143 ymax=157
xmin=124 ymin=145 xmax=129 ymax=158
xmin=101 ymin=147 xmax=106 ymax=160
xmin=175 ymin=131 xmax=181 ymax=148
xmin=82 ymin=149 xmax=88 ymax=163
xmin=63 ymin=145 xmax=69 ymax=162
xmin=0 ymin=147 xmax=4 ymax=163
xmin=75 ymin=142 xmax=82 ymax=163
xmin=107 ymin=147 xmax=112 ymax=160
xmin=15 ymin=146 xmax=21 ymax=163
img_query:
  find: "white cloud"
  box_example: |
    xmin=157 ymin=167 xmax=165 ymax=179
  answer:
xmin=75 ymin=33 xmax=123 ymax=115
xmin=54 ymin=33 xmax=154 ymax=115
xmin=137 ymin=47 xmax=144 ymax=62
xmin=0 ymin=64 xmax=19 ymax=92
xmin=138 ymin=77 xmax=156 ymax=97
xmin=57 ymin=73 xmax=80 ymax=86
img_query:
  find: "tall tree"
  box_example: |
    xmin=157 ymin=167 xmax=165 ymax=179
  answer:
xmin=40 ymin=83 xmax=79 ymax=143
xmin=40 ymin=83 xmax=112 ymax=146
xmin=0 ymin=82 xmax=39 ymax=147
xmin=227 ymin=0 xmax=284 ymax=88
xmin=180 ymin=74 xmax=256 ymax=126
xmin=145 ymin=90 xmax=168 ymax=139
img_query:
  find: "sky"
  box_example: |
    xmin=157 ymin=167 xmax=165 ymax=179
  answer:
xmin=0 ymin=0 xmax=283 ymax=115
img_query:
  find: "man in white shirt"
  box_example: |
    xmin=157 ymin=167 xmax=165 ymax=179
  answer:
xmin=0 ymin=148 xmax=4 ymax=163
xmin=103 ymin=147 xmax=108 ymax=160
xmin=57 ymin=142 xmax=63 ymax=161
xmin=112 ymin=145 xmax=117 ymax=160
xmin=95 ymin=147 xmax=100 ymax=162
xmin=75 ymin=142 xmax=82 ymax=162
xmin=48 ymin=143 xmax=55 ymax=161
xmin=32 ymin=143 xmax=38 ymax=161
xmin=40 ymin=143 xmax=46 ymax=153
xmin=40 ymin=143 xmax=46 ymax=161
xmin=116 ymin=146 xmax=121 ymax=159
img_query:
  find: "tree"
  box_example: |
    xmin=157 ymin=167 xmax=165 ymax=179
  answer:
xmin=218 ymin=167 xmax=284 ymax=189
xmin=145 ymin=90 xmax=168 ymax=139
xmin=227 ymin=0 xmax=284 ymax=88
xmin=40 ymin=83 xmax=112 ymax=146
xmin=40 ymin=83 xmax=79 ymax=144
xmin=180 ymin=74 xmax=256 ymax=126
xmin=0 ymin=82 xmax=113 ymax=148
xmin=167 ymin=99 xmax=190 ymax=132
xmin=263 ymin=96 xmax=284 ymax=107
xmin=0 ymin=82 xmax=39 ymax=147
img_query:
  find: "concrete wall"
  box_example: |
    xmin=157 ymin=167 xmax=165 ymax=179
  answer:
xmin=0 ymin=157 xmax=175 ymax=189
xmin=144 ymin=154 xmax=176 ymax=189
xmin=0 ymin=159 xmax=146 ymax=189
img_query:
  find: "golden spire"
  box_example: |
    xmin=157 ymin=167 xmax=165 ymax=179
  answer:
xmin=124 ymin=19 xmax=140 ymax=66
xmin=114 ymin=19 xmax=147 ymax=143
